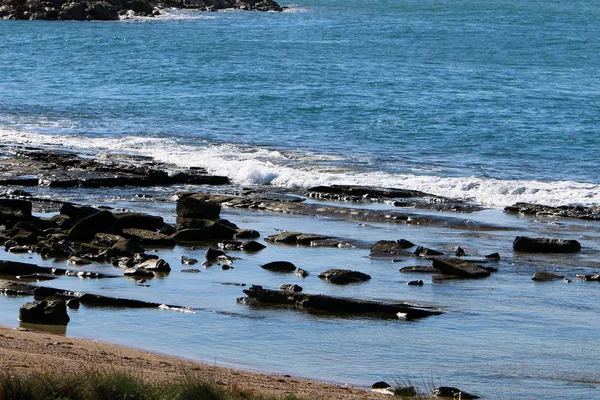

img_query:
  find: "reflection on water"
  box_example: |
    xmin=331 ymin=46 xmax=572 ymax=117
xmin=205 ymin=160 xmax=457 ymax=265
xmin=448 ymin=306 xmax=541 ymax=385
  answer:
xmin=19 ymin=321 xmax=67 ymax=336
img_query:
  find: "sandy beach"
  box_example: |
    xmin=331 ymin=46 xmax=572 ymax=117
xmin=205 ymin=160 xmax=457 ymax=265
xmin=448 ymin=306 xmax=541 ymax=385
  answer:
xmin=0 ymin=324 xmax=389 ymax=400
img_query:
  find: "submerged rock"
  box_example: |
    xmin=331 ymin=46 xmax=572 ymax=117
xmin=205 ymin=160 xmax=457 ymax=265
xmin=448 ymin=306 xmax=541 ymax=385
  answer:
xmin=241 ymin=285 xmax=443 ymax=320
xmin=531 ymin=271 xmax=564 ymax=282
xmin=513 ymin=236 xmax=581 ymax=253
xmin=432 ymin=258 xmax=491 ymax=279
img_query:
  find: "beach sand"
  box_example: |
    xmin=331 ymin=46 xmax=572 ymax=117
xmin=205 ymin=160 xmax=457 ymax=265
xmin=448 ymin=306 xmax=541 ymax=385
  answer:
xmin=0 ymin=324 xmax=388 ymax=400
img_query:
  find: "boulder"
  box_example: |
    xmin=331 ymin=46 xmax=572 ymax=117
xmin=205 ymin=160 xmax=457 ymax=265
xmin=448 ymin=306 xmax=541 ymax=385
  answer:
xmin=261 ymin=261 xmax=296 ymax=272
xmin=114 ymin=212 xmax=164 ymax=231
xmin=414 ymin=246 xmax=444 ymax=257
xmin=0 ymin=198 xmax=32 ymax=218
xmin=181 ymin=255 xmax=198 ymax=265
xmin=513 ymin=236 xmax=581 ymax=253
xmin=208 ymin=220 xmax=238 ymax=239
xmin=110 ymin=238 xmax=145 ymax=256
xmin=60 ymin=203 xmax=99 ymax=221
xmin=206 ymin=247 xmax=226 ymax=261
xmin=432 ymin=258 xmax=491 ymax=279
xmin=318 ymin=269 xmax=371 ymax=284
xmin=531 ymin=271 xmax=564 ymax=282
xmin=432 ymin=386 xmax=479 ymax=399
xmin=240 ymin=240 xmax=266 ymax=252
xmin=176 ymin=195 xmax=221 ymax=219
xmin=279 ymin=284 xmax=303 ymax=292
xmin=369 ymin=240 xmax=414 ymax=258
xmin=171 ymin=228 xmax=211 ymax=243
xmin=576 ymin=274 xmax=600 ymax=282
xmin=85 ymin=1 xmax=119 ymax=20
xmin=19 ymin=298 xmax=70 ymax=325
xmin=407 ymin=280 xmax=424 ymax=286
xmin=68 ymin=210 xmax=120 ymax=242
xmin=235 ymin=228 xmax=260 ymax=239
xmin=137 ymin=258 xmax=171 ymax=272
xmin=124 ymin=268 xmax=155 ymax=278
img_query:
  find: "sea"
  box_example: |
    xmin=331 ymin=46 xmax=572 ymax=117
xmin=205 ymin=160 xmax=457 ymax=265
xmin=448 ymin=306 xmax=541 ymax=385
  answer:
xmin=0 ymin=1 xmax=599 ymax=398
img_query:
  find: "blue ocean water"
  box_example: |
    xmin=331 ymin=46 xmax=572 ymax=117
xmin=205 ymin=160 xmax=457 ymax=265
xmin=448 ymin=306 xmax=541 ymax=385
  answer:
xmin=1 ymin=4 xmax=600 ymax=398
xmin=1 ymin=0 xmax=600 ymax=206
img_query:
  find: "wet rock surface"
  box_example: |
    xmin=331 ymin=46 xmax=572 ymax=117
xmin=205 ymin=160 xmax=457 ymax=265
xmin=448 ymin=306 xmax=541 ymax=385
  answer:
xmin=432 ymin=258 xmax=492 ymax=279
xmin=513 ymin=236 xmax=581 ymax=253
xmin=505 ymin=202 xmax=600 ymax=221
xmin=240 ymin=285 xmax=443 ymax=320
xmin=19 ymin=297 xmax=70 ymax=325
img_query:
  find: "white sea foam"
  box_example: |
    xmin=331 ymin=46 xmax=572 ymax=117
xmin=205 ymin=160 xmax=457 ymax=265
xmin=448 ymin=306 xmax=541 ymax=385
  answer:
xmin=1 ymin=128 xmax=598 ymax=208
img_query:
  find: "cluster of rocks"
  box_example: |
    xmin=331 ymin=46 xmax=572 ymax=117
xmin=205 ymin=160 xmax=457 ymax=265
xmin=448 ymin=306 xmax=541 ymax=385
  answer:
xmin=0 ymin=0 xmax=283 ymax=20
xmin=505 ymin=202 xmax=600 ymax=221
xmin=0 ymin=148 xmax=228 ymax=189
xmin=371 ymin=382 xmax=479 ymax=399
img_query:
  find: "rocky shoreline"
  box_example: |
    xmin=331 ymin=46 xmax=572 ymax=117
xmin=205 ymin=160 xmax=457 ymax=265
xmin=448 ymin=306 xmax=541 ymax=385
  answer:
xmin=1 ymin=144 xmax=599 ymax=397
xmin=0 ymin=0 xmax=284 ymax=21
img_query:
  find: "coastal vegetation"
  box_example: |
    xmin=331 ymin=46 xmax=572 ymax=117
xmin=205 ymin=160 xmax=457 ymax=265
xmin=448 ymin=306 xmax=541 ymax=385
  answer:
xmin=0 ymin=369 xmax=305 ymax=400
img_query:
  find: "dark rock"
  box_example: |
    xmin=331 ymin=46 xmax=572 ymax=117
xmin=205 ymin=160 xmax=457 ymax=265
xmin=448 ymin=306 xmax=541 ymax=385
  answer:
xmin=407 ymin=280 xmax=424 ymax=286
xmin=110 ymin=239 xmax=145 ymax=256
xmin=455 ymin=247 xmax=466 ymax=256
xmin=576 ymin=274 xmax=600 ymax=282
xmin=394 ymin=387 xmax=417 ymax=396
xmin=371 ymin=381 xmax=391 ymax=389
xmin=241 ymin=285 xmax=443 ymax=320
xmin=85 ymin=1 xmax=119 ymax=20
xmin=171 ymin=228 xmax=211 ymax=243
xmin=137 ymin=258 xmax=171 ymax=272
xmin=296 ymin=268 xmax=309 ymax=278
xmin=181 ymin=255 xmax=198 ymax=265
xmin=433 ymin=386 xmax=479 ymax=399
xmin=505 ymin=202 xmax=600 ymax=221
xmin=93 ymin=233 xmax=126 ymax=247
xmin=264 ymin=232 xmax=302 ymax=244
xmin=310 ymin=239 xmax=353 ymax=248
xmin=261 ymin=261 xmax=296 ymax=272
xmin=181 ymin=268 xmax=201 ymax=273
xmin=206 ymin=247 xmax=226 ymax=261
xmin=58 ymin=1 xmax=86 ymax=20
xmin=513 ymin=236 xmax=581 ymax=253
xmin=240 ymin=240 xmax=266 ymax=252
xmin=414 ymin=246 xmax=444 ymax=257
xmin=318 ymin=269 xmax=371 ymax=284
xmin=68 ymin=256 xmax=92 ymax=265
xmin=295 ymin=234 xmax=331 ymax=245
xmin=114 ymin=212 xmax=164 ymax=231
xmin=279 ymin=284 xmax=302 ymax=292
xmin=235 ymin=228 xmax=260 ymax=239
xmin=176 ymin=195 xmax=221 ymax=219
xmin=531 ymin=271 xmax=564 ymax=282
xmin=432 ymin=258 xmax=491 ymax=279
xmin=0 ymin=198 xmax=32 ymax=218
xmin=66 ymin=298 xmax=80 ymax=309
xmin=208 ymin=220 xmax=238 ymax=239
xmin=369 ymin=240 xmax=414 ymax=258
xmin=112 ymin=257 xmax=135 ymax=269
xmin=399 ymin=266 xmax=439 ymax=273
xmin=60 ymin=203 xmax=99 ymax=221
xmin=485 ymin=252 xmax=501 ymax=259
xmin=122 ymin=228 xmax=176 ymax=246
xmin=124 ymin=268 xmax=155 ymax=278
xmin=218 ymin=240 xmax=243 ymax=251
xmin=68 ymin=210 xmax=119 ymax=242
xmin=19 ymin=298 xmax=70 ymax=325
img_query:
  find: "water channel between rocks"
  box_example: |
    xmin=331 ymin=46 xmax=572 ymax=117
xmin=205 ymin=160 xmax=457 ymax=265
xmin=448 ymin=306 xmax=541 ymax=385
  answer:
xmin=1 ymin=187 xmax=599 ymax=399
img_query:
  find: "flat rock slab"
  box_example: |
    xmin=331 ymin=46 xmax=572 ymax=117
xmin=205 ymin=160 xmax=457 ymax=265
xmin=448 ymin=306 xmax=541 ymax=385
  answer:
xmin=505 ymin=202 xmax=600 ymax=221
xmin=432 ymin=257 xmax=491 ymax=279
xmin=241 ymin=285 xmax=442 ymax=320
xmin=513 ymin=236 xmax=581 ymax=253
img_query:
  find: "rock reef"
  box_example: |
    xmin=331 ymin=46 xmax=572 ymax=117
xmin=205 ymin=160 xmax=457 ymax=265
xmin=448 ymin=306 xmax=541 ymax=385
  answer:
xmin=0 ymin=0 xmax=284 ymax=21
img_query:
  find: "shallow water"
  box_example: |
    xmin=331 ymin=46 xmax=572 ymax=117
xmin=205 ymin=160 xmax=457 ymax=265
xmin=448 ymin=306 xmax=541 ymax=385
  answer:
xmin=1 ymin=189 xmax=599 ymax=399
